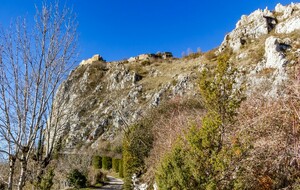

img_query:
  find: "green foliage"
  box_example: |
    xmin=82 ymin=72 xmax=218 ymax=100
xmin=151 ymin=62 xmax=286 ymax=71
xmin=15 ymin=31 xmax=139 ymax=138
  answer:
xmin=156 ymin=114 xmax=234 ymax=189
xmin=122 ymin=98 xmax=203 ymax=189
xmin=102 ymin=157 xmax=112 ymax=170
xmin=119 ymin=159 xmax=124 ymax=178
xmin=123 ymin=123 xmax=154 ymax=190
xmin=199 ymin=55 xmax=245 ymax=124
xmin=38 ymin=169 xmax=55 ymax=190
xmin=156 ymin=54 xmax=246 ymax=189
xmin=112 ymin=158 xmax=120 ymax=173
xmin=156 ymin=142 xmax=196 ymax=190
xmin=67 ymin=169 xmax=87 ymax=188
xmin=92 ymin=155 xmax=102 ymax=169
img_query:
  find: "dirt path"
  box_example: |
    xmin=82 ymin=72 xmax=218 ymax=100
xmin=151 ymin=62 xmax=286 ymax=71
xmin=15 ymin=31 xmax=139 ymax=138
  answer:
xmin=96 ymin=175 xmax=123 ymax=190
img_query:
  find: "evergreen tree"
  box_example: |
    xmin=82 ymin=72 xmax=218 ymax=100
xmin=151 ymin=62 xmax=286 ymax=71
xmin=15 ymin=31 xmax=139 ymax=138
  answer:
xmin=156 ymin=55 xmax=246 ymax=189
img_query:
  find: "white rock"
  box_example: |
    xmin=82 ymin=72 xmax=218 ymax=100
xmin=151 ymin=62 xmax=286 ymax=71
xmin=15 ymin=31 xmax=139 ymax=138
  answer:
xmin=237 ymin=52 xmax=248 ymax=60
xmin=264 ymin=36 xmax=287 ymax=69
xmin=128 ymin=57 xmax=137 ymax=62
xmin=80 ymin=54 xmax=104 ymax=65
xmin=275 ymin=3 xmax=285 ymax=13
xmin=219 ymin=9 xmax=275 ymax=52
xmin=276 ymin=16 xmax=300 ymax=34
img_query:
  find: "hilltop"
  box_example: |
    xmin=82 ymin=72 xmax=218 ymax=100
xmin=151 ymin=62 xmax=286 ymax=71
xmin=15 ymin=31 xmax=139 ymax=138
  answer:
xmin=49 ymin=3 xmax=300 ymax=189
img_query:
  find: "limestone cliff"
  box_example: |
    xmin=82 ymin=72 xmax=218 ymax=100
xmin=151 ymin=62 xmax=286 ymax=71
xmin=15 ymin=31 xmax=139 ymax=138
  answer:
xmin=53 ymin=3 xmax=300 ymax=152
xmin=53 ymin=53 xmax=200 ymax=150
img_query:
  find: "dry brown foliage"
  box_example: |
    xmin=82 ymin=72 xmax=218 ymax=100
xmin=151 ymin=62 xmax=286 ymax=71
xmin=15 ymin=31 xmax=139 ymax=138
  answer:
xmin=143 ymin=97 xmax=204 ymax=183
xmin=230 ymin=80 xmax=300 ymax=189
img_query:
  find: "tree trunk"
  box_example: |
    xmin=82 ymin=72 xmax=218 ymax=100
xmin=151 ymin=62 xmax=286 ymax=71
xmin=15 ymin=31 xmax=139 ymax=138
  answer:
xmin=7 ymin=155 xmax=16 ymax=190
xmin=17 ymin=155 xmax=27 ymax=190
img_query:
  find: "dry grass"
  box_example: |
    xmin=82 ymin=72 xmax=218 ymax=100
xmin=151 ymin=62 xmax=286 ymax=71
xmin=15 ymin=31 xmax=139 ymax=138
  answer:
xmin=204 ymin=49 xmax=217 ymax=61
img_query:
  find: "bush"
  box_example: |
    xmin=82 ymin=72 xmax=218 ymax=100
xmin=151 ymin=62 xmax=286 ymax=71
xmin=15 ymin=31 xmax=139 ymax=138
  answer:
xmin=199 ymin=54 xmax=245 ymax=124
xmin=156 ymin=54 xmax=246 ymax=189
xmin=122 ymin=98 xmax=203 ymax=189
xmin=102 ymin=156 xmax=112 ymax=170
xmin=204 ymin=50 xmax=217 ymax=60
xmin=156 ymin=142 xmax=196 ymax=189
xmin=88 ymin=168 xmax=106 ymax=186
xmin=123 ymin=122 xmax=154 ymax=190
xmin=112 ymin=158 xmax=120 ymax=173
xmin=37 ymin=169 xmax=55 ymax=190
xmin=67 ymin=169 xmax=87 ymax=188
xmin=119 ymin=159 xmax=124 ymax=178
xmin=92 ymin=155 xmax=102 ymax=169
xmin=141 ymin=60 xmax=151 ymax=66
xmin=0 ymin=181 xmax=5 ymax=190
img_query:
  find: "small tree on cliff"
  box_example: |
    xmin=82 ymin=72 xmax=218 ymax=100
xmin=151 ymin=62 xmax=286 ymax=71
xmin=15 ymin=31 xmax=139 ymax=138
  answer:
xmin=0 ymin=2 xmax=77 ymax=190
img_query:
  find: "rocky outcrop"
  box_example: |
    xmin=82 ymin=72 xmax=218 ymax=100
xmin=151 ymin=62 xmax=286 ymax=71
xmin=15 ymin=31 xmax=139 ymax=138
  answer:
xmin=220 ymin=3 xmax=300 ymax=53
xmin=275 ymin=3 xmax=300 ymax=34
xmin=264 ymin=36 xmax=290 ymax=69
xmin=52 ymin=54 xmax=199 ymax=150
xmin=79 ymin=54 xmax=105 ymax=65
xmin=219 ymin=8 xmax=275 ymax=52
xmin=128 ymin=52 xmax=173 ymax=62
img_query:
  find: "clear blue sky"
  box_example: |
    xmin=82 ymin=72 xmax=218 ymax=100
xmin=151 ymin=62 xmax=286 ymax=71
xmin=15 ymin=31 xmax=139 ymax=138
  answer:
xmin=0 ymin=0 xmax=294 ymax=62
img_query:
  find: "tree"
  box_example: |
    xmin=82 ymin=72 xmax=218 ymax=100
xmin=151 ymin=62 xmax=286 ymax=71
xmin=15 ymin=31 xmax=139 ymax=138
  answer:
xmin=156 ymin=55 xmax=246 ymax=189
xmin=67 ymin=169 xmax=87 ymax=189
xmin=0 ymin=2 xmax=77 ymax=190
xmin=199 ymin=55 xmax=245 ymax=144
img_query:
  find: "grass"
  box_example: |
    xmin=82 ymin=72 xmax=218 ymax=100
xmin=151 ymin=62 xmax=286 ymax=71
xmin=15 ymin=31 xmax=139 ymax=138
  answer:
xmin=79 ymin=183 xmax=104 ymax=189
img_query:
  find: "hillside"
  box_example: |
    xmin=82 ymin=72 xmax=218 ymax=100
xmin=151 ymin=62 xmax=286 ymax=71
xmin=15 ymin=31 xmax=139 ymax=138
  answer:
xmin=53 ymin=3 xmax=300 ymax=151
xmin=50 ymin=3 xmax=300 ymax=189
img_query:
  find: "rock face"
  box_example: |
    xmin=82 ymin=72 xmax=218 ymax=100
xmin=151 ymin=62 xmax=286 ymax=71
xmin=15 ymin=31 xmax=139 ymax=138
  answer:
xmin=219 ymin=3 xmax=300 ymax=52
xmin=79 ymin=54 xmax=105 ymax=65
xmin=264 ymin=36 xmax=290 ymax=69
xmin=52 ymin=3 xmax=300 ymax=151
xmin=219 ymin=8 xmax=275 ymax=52
xmin=53 ymin=54 xmax=198 ymax=149
xmin=127 ymin=52 xmax=173 ymax=62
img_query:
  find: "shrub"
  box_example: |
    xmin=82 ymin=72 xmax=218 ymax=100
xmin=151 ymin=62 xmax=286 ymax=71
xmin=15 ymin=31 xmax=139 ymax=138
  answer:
xmin=88 ymin=168 xmax=106 ymax=186
xmin=204 ymin=50 xmax=217 ymax=60
xmin=102 ymin=156 xmax=112 ymax=170
xmin=141 ymin=60 xmax=151 ymax=66
xmin=199 ymin=54 xmax=245 ymax=124
xmin=123 ymin=122 xmax=154 ymax=190
xmin=67 ymin=169 xmax=87 ymax=188
xmin=37 ymin=169 xmax=55 ymax=190
xmin=0 ymin=181 xmax=5 ymax=190
xmin=156 ymin=54 xmax=246 ymax=189
xmin=112 ymin=158 xmax=120 ymax=173
xmin=156 ymin=142 xmax=196 ymax=189
xmin=119 ymin=159 xmax=124 ymax=178
xmin=122 ymin=98 xmax=203 ymax=189
xmin=92 ymin=155 xmax=102 ymax=169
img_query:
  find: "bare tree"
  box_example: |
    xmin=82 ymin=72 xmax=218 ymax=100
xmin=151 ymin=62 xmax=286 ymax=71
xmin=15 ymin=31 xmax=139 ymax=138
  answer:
xmin=0 ymin=1 xmax=77 ymax=189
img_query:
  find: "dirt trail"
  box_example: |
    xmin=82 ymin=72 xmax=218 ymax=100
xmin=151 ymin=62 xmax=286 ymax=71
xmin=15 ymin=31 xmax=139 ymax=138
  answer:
xmin=96 ymin=175 xmax=123 ymax=190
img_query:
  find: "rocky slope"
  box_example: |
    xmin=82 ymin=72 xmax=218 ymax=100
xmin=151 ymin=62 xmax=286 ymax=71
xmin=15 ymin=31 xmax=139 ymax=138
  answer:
xmin=53 ymin=3 xmax=300 ymax=151
xmin=54 ymin=53 xmax=200 ymax=150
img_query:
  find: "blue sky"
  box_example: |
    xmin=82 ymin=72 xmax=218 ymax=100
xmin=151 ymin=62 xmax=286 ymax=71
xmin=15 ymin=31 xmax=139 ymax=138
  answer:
xmin=0 ymin=0 xmax=295 ymax=62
